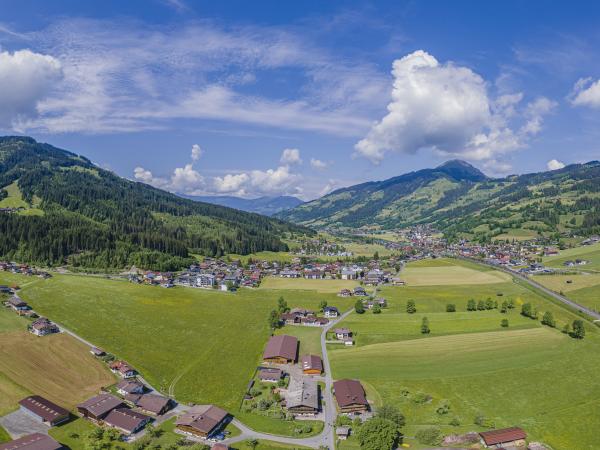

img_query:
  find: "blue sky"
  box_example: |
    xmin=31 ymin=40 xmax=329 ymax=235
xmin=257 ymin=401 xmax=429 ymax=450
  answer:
xmin=1 ymin=0 xmax=600 ymax=199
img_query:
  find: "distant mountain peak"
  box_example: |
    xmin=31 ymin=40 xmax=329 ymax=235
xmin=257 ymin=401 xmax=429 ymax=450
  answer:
xmin=436 ymin=159 xmax=487 ymax=181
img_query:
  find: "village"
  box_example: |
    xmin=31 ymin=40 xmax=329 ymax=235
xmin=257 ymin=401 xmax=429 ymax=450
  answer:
xmin=1 ymin=229 xmax=595 ymax=450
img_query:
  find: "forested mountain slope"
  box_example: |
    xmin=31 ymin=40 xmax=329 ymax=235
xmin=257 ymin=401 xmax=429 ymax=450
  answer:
xmin=0 ymin=137 xmax=311 ymax=270
xmin=278 ymin=160 xmax=600 ymax=241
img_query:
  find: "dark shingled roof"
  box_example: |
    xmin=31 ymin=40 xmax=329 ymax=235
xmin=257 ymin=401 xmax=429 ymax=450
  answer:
xmin=263 ymin=335 xmax=298 ymax=361
xmin=333 ymin=379 xmax=368 ymax=408
xmin=18 ymin=396 xmax=69 ymax=423
xmin=0 ymin=434 xmax=63 ymax=450
xmin=77 ymin=393 xmax=124 ymax=417
xmin=479 ymin=427 xmax=527 ymax=446
xmin=104 ymin=408 xmax=150 ymax=434
xmin=176 ymin=405 xmax=228 ymax=434
xmin=135 ymin=394 xmax=171 ymax=415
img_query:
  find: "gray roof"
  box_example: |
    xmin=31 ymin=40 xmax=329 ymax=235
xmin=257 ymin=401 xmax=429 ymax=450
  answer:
xmin=286 ymin=377 xmax=318 ymax=410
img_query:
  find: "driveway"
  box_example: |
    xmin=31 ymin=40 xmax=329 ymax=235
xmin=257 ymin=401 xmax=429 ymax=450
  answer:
xmin=0 ymin=409 xmax=50 ymax=439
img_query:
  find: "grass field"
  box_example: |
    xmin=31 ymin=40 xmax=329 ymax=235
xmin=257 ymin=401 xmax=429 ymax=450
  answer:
xmin=532 ymin=272 xmax=600 ymax=312
xmin=532 ymin=273 xmax=600 ymax=293
xmin=401 ymin=258 xmax=510 ymax=286
xmin=329 ymin=258 xmax=600 ymax=449
xmin=0 ymin=181 xmax=43 ymax=216
xmin=260 ymin=277 xmax=361 ymax=293
xmin=275 ymin=325 xmax=323 ymax=357
xmin=542 ymin=242 xmax=600 ymax=272
xmin=0 ymin=307 xmax=115 ymax=416
xmin=12 ymin=273 xmax=353 ymax=418
xmin=331 ymin=328 xmax=600 ymax=449
xmin=492 ymin=228 xmax=539 ymax=241
xmin=0 ymin=425 xmax=10 ymax=443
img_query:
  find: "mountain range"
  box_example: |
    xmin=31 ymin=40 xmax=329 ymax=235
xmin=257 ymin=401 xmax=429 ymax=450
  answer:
xmin=0 ymin=137 xmax=311 ymax=270
xmin=183 ymin=195 xmax=303 ymax=216
xmin=278 ymin=159 xmax=600 ymax=241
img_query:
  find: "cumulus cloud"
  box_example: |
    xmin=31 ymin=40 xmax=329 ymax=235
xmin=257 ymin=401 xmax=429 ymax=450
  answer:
xmin=280 ymin=148 xmax=302 ymax=165
xmin=191 ymin=144 xmax=202 ymax=161
xmin=354 ymin=50 xmax=555 ymax=166
xmin=134 ymin=146 xmax=304 ymax=197
xmin=0 ymin=49 xmax=62 ymax=129
xmin=213 ymin=173 xmax=250 ymax=194
xmin=570 ymin=78 xmax=600 ymax=108
xmin=547 ymin=159 xmax=566 ymax=170
xmin=310 ymin=158 xmax=329 ymax=170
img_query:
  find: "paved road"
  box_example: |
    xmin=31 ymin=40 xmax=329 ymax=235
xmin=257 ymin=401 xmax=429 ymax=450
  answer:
xmin=456 ymin=256 xmax=600 ymax=321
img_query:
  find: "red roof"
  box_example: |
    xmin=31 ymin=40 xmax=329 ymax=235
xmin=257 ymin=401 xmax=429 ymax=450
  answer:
xmin=479 ymin=427 xmax=527 ymax=446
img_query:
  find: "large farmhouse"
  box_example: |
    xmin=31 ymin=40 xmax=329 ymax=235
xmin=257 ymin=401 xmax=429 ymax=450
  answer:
xmin=175 ymin=404 xmax=229 ymax=438
xmin=77 ymin=393 xmax=125 ymax=422
xmin=333 ymin=379 xmax=369 ymax=414
xmin=19 ymin=396 xmax=70 ymax=427
xmin=286 ymin=378 xmax=319 ymax=415
xmin=262 ymin=335 xmax=298 ymax=364
xmin=103 ymin=408 xmax=152 ymax=435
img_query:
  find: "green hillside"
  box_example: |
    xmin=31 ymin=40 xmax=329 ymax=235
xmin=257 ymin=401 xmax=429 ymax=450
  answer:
xmin=278 ymin=159 xmax=600 ymax=241
xmin=0 ymin=136 xmax=312 ymax=270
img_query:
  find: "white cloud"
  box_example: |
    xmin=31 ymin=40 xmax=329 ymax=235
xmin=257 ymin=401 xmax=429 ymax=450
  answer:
xmin=170 ymin=164 xmax=204 ymax=192
xmin=547 ymin=159 xmax=566 ymax=170
xmin=310 ymin=158 xmax=329 ymax=170
xmin=191 ymin=144 xmax=202 ymax=161
xmin=354 ymin=50 xmax=555 ymax=165
xmin=280 ymin=148 xmax=302 ymax=165
xmin=570 ymin=78 xmax=600 ymax=108
xmin=0 ymin=49 xmax=62 ymax=129
xmin=134 ymin=146 xmax=304 ymax=198
xmin=213 ymin=173 xmax=250 ymax=194
xmin=7 ymin=18 xmax=381 ymax=136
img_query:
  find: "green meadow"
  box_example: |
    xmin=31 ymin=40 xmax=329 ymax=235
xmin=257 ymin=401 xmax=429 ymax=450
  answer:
xmin=10 ymin=273 xmax=353 ymax=414
xmin=542 ymin=242 xmax=600 ymax=272
xmin=329 ymin=258 xmax=600 ymax=449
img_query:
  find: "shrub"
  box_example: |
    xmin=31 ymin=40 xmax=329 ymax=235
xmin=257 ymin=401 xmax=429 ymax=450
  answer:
xmin=436 ymin=400 xmax=450 ymax=415
xmin=477 ymin=300 xmax=486 ymax=310
xmin=421 ymin=316 xmax=430 ymax=334
xmin=446 ymin=303 xmax=456 ymax=312
xmin=449 ymin=417 xmax=461 ymax=426
xmin=372 ymin=304 xmax=382 ymax=314
xmin=541 ymin=311 xmax=556 ymax=327
xmin=355 ymin=300 xmax=365 ymax=314
xmin=412 ymin=391 xmax=431 ymax=404
xmin=501 ymin=318 xmax=509 ymax=328
xmin=415 ymin=426 xmax=442 ymax=445
xmin=406 ymin=300 xmax=416 ymax=314
xmin=467 ymin=299 xmax=476 ymax=311
xmin=572 ymin=319 xmax=586 ymax=339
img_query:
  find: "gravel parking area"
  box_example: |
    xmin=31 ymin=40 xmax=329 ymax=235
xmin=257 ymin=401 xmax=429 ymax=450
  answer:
xmin=0 ymin=409 xmax=49 ymax=439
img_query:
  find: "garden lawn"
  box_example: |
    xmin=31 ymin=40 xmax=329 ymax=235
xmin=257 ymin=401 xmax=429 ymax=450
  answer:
xmin=331 ymin=328 xmax=600 ymax=450
xmin=49 ymin=417 xmax=181 ymax=450
xmin=260 ymin=277 xmax=361 ymax=293
xmin=18 ymin=274 xmax=354 ymax=414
